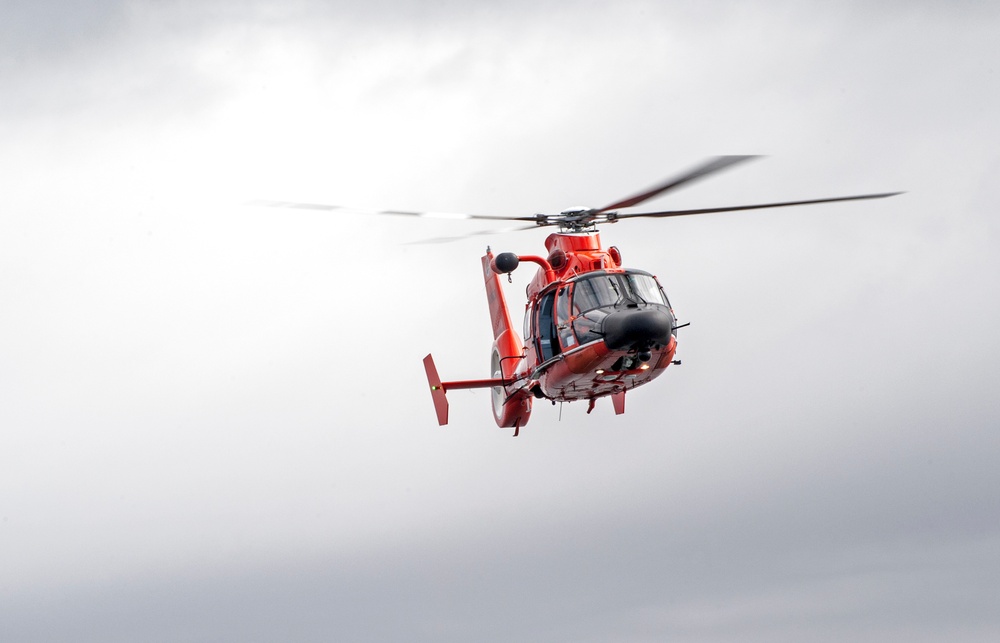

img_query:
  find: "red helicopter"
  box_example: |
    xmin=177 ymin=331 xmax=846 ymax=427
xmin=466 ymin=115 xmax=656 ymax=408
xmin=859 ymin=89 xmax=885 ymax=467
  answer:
xmin=420 ymin=156 xmax=898 ymax=435
xmin=263 ymin=156 xmax=898 ymax=435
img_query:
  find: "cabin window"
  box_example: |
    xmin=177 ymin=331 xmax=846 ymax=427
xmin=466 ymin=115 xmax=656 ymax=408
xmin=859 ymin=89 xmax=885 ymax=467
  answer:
xmin=536 ymin=291 xmax=560 ymax=362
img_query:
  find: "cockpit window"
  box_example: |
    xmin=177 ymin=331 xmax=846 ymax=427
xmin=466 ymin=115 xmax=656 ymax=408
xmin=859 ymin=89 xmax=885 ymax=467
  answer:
xmin=624 ymin=273 xmax=667 ymax=306
xmin=569 ymin=271 xmax=670 ymax=346
xmin=572 ymin=275 xmax=621 ymax=313
xmin=571 ymin=271 xmax=667 ymax=312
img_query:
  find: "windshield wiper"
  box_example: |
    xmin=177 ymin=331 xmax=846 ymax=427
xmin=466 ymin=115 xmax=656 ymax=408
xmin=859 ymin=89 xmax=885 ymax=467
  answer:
xmin=607 ymin=276 xmax=620 ymax=299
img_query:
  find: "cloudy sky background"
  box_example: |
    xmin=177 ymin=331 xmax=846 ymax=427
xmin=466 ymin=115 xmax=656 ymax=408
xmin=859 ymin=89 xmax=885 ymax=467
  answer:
xmin=2 ymin=1 xmax=999 ymax=641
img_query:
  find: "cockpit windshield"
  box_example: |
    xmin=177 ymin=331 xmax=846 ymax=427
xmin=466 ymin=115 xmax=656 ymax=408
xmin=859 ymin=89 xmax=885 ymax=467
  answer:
xmin=529 ymin=270 xmax=671 ymax=355
xmin=565 ymin=270 xmax=669 ymax=347
xmin=572 ymin=275 xmax=621 ymax=313
xmin=571 ymin=271 xmax=667 ymax=313
xmin=624 ymin=272 xmax=668 ymax=306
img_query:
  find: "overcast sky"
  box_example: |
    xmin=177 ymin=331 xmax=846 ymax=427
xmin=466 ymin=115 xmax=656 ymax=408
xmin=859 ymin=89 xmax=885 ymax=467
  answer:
xmin=2 ymin=1 xmax=999 ymax=641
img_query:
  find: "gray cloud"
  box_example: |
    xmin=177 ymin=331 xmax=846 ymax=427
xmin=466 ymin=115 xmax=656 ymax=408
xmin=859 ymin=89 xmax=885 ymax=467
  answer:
xmin=1 ymin=1 xmax=998 ymax=641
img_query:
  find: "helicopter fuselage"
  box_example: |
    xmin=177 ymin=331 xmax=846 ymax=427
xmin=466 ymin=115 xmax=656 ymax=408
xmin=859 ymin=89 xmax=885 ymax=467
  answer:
xmin=421 ymin=230 xmax=680 ymax=432
xmin=487 ymin=231 xmax=678 ymax=426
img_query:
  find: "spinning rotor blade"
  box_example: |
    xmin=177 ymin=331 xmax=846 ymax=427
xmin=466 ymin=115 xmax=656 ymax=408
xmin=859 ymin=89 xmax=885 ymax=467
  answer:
xmin=249 ymin=200 xmax=537 ymax=222
xmin=597 ymin=155 xmax=759 ymax=213
xmin=405 ymin=224 xmax=540 ymax=244
xmin=611 ymin=192 xmax=903 ymax=220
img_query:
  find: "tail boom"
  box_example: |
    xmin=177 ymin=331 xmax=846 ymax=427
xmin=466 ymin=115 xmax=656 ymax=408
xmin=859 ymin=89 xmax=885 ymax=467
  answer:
xmin=420 ymin=250 xmax=531 ymax=429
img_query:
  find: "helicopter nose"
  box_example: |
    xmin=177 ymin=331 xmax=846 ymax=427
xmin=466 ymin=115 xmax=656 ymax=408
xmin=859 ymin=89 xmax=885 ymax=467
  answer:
xmin=602 ymin=308 xmax=674 ymax=351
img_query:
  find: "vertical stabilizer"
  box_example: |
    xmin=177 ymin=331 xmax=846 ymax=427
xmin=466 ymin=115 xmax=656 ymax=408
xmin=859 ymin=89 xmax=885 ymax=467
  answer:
xmin=423 ymin=354 xmax=449 ymax=426
xmin=482 ymin=250 xmax=516 ymax=341
xmin=482 ymin=250 xmax=531 ymax=430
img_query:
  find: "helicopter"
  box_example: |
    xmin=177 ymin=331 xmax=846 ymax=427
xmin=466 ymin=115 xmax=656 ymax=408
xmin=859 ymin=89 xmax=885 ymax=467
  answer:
xmin=262 ymin=156 xmax=899 ymax=436
xmin=415 ymin=156 xmax=899 ymax=435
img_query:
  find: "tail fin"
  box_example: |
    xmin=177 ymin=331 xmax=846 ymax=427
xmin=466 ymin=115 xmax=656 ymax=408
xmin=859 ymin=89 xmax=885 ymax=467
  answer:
xmin=482 ymin=250 xmax=531 ymax=429
xmin=482 ymin=250 xmax=516 ymax=341
xmin=420 ymin=252 xmax=529 ymax=429
xmin=423 ymin=354 xmax=449 ymax=425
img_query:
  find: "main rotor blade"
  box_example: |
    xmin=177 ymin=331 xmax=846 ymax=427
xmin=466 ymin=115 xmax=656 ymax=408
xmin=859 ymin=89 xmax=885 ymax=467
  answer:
xmin=248 ymin=200 xmax=538 ymax=222
xmin=597 ymin=155 xmax=760 ymax=213
xmin=612 ymin=192 xmax=902 ymax=220
xmin=404 ymin=224 xmax=541 ymax=245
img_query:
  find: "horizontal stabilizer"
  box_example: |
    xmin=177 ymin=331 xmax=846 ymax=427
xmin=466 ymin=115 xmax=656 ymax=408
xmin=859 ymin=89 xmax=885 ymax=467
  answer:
xmin=424 ymin=354 xmax=508 ymax=426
